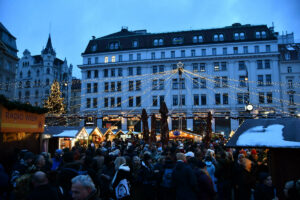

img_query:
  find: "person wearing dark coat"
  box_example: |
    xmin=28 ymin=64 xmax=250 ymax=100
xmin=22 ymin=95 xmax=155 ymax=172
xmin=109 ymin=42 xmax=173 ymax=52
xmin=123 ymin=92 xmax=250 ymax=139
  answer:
xmin=172 ymin=153 xmax=198 ymax=200
xmin=235 ymin=158 xmax=256 ymax=200
xmin=195 ymin=161 xmax=216 ymax=200
xmin=254 ymin=173 xmax=276 ymax=200
xmin=137 ymin=152 xmax=156 ymax=200
xmin=27 ymin=171 xmax=61 ymax=200
xmin=111 ymin=164 xmax=131 ymax=200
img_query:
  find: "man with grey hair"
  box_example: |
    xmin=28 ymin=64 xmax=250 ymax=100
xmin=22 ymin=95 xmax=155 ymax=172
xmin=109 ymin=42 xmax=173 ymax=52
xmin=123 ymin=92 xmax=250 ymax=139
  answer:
xmin=71 ymin=175 xmax=99 ymax=200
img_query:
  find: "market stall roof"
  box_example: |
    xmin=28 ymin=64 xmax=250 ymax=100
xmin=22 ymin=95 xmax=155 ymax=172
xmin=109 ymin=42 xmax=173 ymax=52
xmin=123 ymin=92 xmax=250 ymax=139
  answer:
xmin=226 ymin=118 xmax=300 ymax=148
xmin=85 ymin=127 xmax=97 ymax=135
xmin=44 ymin=126 xmax=82 ymax=136
xmin=112 ymin=129 xmax=123 ymax=135
xmin=99 ymin=128 xmax=109 ymax=135
xmin=53 ymin=130 xmax=81 ymax=138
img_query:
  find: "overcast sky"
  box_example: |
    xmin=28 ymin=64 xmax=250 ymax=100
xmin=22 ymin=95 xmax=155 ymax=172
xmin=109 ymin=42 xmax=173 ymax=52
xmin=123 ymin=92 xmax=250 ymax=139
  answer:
xmin=1 ymin=0 xmax=300 ymax=78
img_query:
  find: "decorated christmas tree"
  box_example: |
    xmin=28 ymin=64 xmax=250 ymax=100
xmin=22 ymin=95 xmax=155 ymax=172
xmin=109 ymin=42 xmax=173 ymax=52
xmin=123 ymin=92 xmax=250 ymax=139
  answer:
xmin=44 ymin=80 xmax=65 ymax=114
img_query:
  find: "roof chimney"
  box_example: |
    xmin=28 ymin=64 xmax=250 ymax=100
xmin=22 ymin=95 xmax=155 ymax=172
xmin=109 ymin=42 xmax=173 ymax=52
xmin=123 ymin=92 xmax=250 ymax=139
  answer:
xmin=121 ymin=26 xmax=128 ymax=32
xmin=92 ymin=36 xmax=96 ymax=40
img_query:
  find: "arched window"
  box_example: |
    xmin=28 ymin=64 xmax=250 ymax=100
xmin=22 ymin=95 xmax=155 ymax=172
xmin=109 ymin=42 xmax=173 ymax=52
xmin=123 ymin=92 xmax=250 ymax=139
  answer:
xmin=234 ymin=33 xmax=239 ymax=40
xmin=46 ymin=79 xmax=50 ymax=85
xmin=18 ymin=91 xmax=21 ymax=99
xmin=172 ymin=38 xmax=177 ymax=44
xmin=47 ymin=68 xmax=50 ymax=74
xmin=20 ymin=71 xmax=23 ymax=78
xmin=193 ymin=36 xmax=197 ymax=43
xmin=198 ymin=35 xmax=203 ymax=42
xmin=219 ymin=34 xmax=224 ymax=41
xmin=37 ymin=70 xmax=40 ymax=76
xmin=35 ymin=90 xmax=39 ymax=98
xmin=38 ymin=80 xmax=40 ymax=86
xmin=27 ymin=70 xmax=31 ymax=77
xmin=255 ymin=31 xmax=261 ymax=39
xmin=19 ymin=81 xmax=22 ymax=88
xmin=240 ymin=32 xmax=245 ymax=40
xmin=114 ymin=43 xmax=119 ymax=49
xmin=110 ymin=43 xmax=114 ymax=50
xmin=34 ymin=80 xmax=37 ymax=86
xmin=159 ymin=39 xmax=164 ymax=46
xmin=153 ymin=39 xmax=158 ymax=46
xmin=261 ymin=31 xmax=266 ymax=38
xmin=45 ymin=90 xmax=49 ymax=96
xmin=213 ymin=34 xmax=218 ymax=41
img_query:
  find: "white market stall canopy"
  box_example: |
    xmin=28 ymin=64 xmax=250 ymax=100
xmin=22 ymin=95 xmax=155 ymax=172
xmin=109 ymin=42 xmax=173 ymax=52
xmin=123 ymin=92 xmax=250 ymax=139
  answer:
xmin=226 ymin=118 xmax=300 ymax=148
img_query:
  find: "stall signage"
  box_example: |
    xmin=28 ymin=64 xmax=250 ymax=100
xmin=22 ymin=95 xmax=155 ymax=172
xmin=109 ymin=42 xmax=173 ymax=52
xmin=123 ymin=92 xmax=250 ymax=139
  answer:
xmin=0 ymin=106 xmax=45 ymax=133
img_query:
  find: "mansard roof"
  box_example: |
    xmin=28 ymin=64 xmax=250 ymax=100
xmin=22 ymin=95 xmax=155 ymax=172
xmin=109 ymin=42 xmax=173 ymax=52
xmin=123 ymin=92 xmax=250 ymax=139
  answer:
xmin=278 ymin=43 xmax=300 ymax=61
xmin=83 ymin=23 xmax=277 ymax=55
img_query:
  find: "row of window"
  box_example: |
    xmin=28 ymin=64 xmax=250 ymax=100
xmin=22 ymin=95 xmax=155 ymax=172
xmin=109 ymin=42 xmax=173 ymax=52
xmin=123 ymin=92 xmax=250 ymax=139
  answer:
xmin=87 ymin=59 xmax=271 ymax=80
xmin=87 ymin=45 xmax=272 ymax=64
xmin=18 ymin=90 xmax=52 ymax=99
xmin=86 ymin=74 xmax=272 ymax=93
xmin=86 ymin=92 xmax=274 ymax=109
xmin=19 ymin=79 xmax=52 ymax=88
xmin=19 ymin=68 xmax=51 ymax=78
xmin=104 ymin=31 xmax=268 ymax=51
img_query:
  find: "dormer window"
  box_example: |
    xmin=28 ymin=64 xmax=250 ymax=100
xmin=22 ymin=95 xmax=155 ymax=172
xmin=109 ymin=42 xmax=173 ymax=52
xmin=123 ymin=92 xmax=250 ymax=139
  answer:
xmin=193 ymin=35 xmax=203 ymax=43
xmin=153 ymin=39 xmax=159 ymax=46
xmin=172 ymin=37 xmax=183 ymax=45
xmin=213 ymin=34 xmax=218 ymax=41
xmin=256 ymin=31 xmax=267 ymax=39
xmin=109 ymin=42 xmax=120 ymax=50
xmin=92 ymin=44 xmax=97 ymax=52
xmin=193 ymin=36 xmax=197 ymax=43
xmin=234 ymin=32 xmax=245 ymax=40
xmin=219 ymin=34 xmax=224 ymax=41
xmin=133 ymin=40 xmax=138 ymax=48
xmin=213 ymin=34 xmax=224 ymax=42
xmin=110 ymin=43 xmax=114 ymax=50
xmin=159 ymin=39 xmax=163 ymax=46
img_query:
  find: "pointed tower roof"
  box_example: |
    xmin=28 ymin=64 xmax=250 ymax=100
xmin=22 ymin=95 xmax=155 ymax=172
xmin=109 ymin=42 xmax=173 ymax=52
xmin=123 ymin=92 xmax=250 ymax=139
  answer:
xmin=42 ymin=34 xmax=56 ymax=56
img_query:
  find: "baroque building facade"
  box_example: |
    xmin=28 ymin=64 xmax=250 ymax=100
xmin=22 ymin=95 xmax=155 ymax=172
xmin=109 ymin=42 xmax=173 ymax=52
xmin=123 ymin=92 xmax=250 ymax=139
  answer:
xmin=0 ymin=23 xmax=19 ymax=100
xmin=15 ymin=35 xmax=72 ymax=110
xmin=80 ymin=23 xmax=286 ymax=136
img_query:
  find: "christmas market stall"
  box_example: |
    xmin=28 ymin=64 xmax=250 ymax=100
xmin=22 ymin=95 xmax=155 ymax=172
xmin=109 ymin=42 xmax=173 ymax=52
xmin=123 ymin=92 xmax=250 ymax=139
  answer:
xmin=103 ymin=128 xmax=115 ymax=141
xmin=0 ymin=95 xmax=46 ymax=170
xmin=87 ymin=127 xmax=104 ymax=147
xmin=45 ymin=126 xmax=88 ymax=151
xmin=112 ymin=129 xmax=126 ymax=139
xmin=226 ymin=118 xmax=300 ymax=199
xmin=169 ymin=130 xmax=202 ymax=141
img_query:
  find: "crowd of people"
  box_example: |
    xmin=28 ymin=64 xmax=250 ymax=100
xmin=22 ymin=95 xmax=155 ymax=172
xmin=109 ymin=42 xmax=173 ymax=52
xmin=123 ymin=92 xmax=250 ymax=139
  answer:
xmin=0 ymin=137 xmax=300 ymax=200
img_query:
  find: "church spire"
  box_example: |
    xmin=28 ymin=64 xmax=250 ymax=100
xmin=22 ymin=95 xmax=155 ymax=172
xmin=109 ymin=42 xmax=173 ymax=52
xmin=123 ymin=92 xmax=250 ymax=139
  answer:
xmin=42 ymin=34 xmax=56 ymax=56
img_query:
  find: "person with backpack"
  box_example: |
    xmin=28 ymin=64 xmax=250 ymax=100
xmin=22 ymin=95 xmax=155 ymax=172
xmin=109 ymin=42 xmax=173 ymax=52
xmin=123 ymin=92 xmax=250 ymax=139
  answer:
xmin=159 ymin=157 xmax=175 ymax=200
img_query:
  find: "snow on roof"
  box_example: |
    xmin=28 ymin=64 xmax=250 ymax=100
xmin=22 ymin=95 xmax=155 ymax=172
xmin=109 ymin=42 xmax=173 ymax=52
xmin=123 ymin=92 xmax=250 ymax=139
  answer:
xmin=226 ymin=118 xmax=300 ymax=148
xmin=236 ymin=124 xmax=300 ymax=147
xmin=53 ymin=130 xmax=79 ymax=138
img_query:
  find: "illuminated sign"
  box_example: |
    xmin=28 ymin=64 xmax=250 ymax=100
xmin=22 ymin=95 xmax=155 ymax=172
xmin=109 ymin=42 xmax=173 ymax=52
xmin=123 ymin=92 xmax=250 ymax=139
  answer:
xmin=0 ymin=105 xmax=45 ymax=133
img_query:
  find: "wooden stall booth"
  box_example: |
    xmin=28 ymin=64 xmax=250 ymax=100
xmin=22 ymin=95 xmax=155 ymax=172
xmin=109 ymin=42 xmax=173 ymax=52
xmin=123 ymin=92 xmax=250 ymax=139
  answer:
xmin=226 ymin=118 xmax=300 ymax=200
xmin=0 ymin=102 xmax=45 ymax=170
xmin=169 ymin=130 xmax=201 ymax=141
xmin=51 ymin=127 xmax=88 ymax=149
xmin=87 ymin=127 xmax=104 ymax=147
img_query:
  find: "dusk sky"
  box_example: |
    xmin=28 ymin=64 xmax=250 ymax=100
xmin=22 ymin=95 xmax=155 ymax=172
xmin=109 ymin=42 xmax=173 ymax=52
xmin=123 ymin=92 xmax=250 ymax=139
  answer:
xmin=1 ymin=0 xmax=300 ymax=78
